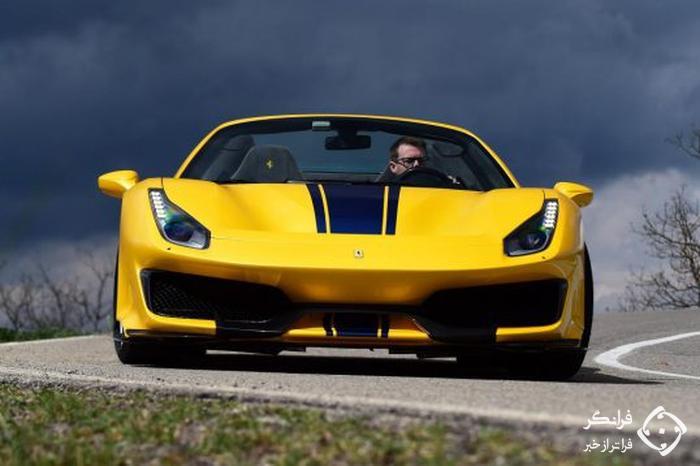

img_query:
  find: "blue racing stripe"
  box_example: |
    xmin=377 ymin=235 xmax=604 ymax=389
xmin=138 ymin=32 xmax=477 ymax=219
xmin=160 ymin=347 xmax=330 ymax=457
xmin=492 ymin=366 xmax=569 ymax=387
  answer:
xmin=385 ymin=185 xmax=400 ymax=235
xmin=323 ymin=184 xmax=384 ymax=234
xmin=306 ymin=184 xmax=327 ymax=233
xmin=334 ymin=313 xmax=378 ymax=337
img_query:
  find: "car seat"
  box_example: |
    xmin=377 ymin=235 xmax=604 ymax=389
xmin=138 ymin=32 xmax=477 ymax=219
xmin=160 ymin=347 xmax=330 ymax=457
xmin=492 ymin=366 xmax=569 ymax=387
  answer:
xmin=230 ymin=145 xmax=303 ymax=183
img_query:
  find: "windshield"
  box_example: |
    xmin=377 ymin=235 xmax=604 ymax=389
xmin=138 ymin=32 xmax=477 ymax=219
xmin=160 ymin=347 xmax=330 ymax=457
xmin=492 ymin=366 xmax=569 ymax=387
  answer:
xmin=180 ymin=117 xmax=514 ymax=191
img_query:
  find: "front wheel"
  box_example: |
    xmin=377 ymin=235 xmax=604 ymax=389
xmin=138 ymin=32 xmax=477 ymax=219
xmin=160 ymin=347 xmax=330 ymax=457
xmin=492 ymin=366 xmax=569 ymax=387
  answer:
xmin=113 ymin=322 xmax=206 ymax=365
xmin=113 ymin=335 xmax=161 ymax=365
xmin=504 ymin=350 xmax=586 ymax=380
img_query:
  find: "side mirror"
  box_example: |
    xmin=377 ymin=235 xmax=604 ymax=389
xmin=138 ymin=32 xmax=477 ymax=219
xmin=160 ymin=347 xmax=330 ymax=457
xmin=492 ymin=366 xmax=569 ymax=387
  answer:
xmin=98 ymin=170 xmax=139 ymax=199
xmin=554 ymin=181 xmax=594 ymax=207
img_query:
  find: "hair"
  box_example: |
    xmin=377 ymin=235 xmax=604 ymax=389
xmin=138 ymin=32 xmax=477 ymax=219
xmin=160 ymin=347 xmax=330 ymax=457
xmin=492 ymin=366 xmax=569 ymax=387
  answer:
xmin=389 ymin=136 xmax=427 ymax=161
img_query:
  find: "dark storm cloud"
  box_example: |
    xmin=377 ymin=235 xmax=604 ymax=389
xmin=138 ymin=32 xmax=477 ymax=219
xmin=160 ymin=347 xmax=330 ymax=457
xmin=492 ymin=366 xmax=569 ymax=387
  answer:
xmin=1 ymin=0 xmax=700 ymax=252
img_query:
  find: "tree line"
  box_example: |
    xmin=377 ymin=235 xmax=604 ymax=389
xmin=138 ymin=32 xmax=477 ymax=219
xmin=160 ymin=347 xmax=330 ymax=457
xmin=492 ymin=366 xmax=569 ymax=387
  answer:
xmin=622 ymin=127 xmax=700 ymax=310
xmin=0 ymin=248 xmax=113 ymax=332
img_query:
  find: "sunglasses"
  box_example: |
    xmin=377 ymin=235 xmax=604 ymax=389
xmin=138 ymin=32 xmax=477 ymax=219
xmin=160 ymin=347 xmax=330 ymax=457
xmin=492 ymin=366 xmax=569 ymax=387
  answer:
xmin=394 ymin=155 xmax=428 ymax=168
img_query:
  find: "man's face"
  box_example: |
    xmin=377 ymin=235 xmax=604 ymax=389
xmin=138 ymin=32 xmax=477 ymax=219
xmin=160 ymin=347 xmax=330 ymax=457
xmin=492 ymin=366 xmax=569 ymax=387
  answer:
xmin=389 ymin=143 xmax=424 ymax=175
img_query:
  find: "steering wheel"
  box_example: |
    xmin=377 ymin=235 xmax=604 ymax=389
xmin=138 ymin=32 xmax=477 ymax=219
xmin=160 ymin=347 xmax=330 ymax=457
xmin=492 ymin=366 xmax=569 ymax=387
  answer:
xmin=397 ymin=167 xmax=463 ymax=188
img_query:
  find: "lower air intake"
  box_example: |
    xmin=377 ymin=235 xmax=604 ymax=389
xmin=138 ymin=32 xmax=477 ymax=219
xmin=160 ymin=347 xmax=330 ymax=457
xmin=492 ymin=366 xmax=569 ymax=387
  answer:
xmin=420 ymin=279 xmax=567 ymax=328
xmin=142 ymin=270 xmax=290 ymax=322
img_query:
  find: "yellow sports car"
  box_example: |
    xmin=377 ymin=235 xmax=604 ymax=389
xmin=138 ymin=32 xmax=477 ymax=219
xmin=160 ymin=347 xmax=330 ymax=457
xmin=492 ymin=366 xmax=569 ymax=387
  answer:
xmin=99 ymin=114 xmax=594 ymax=379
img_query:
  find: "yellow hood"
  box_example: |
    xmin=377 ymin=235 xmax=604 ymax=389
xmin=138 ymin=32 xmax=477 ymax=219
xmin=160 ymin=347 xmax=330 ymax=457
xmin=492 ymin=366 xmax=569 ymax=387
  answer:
xmin=162 ymin=178 xmax=544 ymax=242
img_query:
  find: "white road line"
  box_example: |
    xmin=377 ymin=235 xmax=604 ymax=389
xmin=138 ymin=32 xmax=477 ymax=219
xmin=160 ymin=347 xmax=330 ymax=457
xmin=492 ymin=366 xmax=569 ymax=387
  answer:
xmin=595 ymin=331 xmax=700 ymax=381
xmin=0 ymin=335 xmax=99 ymax=348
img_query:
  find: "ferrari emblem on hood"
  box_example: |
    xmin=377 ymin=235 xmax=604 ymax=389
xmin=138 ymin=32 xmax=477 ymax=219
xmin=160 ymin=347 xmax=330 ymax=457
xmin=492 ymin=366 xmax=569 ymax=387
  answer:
xmin=353 ymin=248 xmax=364 ymax=259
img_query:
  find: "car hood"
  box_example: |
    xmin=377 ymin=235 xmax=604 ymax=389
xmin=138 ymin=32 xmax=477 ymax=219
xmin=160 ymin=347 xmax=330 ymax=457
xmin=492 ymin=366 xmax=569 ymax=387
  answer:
xmin=162 ymin=178 xmax=544 ymax=242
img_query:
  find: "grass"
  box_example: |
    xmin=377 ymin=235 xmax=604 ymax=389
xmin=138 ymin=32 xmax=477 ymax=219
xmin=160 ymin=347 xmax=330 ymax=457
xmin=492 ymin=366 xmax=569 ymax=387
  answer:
xmin=0 ymin=384 xmax=632 ymax=466
xmin=0 ymin=327 xmax=82 ymax=343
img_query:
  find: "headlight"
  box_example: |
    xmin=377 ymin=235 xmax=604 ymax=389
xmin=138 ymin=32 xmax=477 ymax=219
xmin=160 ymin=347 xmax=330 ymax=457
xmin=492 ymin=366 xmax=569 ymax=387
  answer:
xmin=148 ymin=189 xmax=210 ymax=249
xmin=504 ymin=200 xmax=558 ymax=256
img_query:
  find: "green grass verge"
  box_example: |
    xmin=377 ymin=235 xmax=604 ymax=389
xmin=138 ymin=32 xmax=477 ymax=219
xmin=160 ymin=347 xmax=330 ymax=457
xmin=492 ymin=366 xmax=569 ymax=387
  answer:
xmin=0 ymin=384 xmax=631 ymax=466
xmin=0 ymin=327 xmax=82 ymax=343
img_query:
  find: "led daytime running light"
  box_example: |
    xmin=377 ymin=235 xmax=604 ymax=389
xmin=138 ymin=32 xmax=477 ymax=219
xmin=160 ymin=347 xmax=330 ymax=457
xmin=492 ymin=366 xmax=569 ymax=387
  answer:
xmin=150 ymin=191 xmax=168 ymax=220
xmin=542 ymin=200 xmax=558 ymax=229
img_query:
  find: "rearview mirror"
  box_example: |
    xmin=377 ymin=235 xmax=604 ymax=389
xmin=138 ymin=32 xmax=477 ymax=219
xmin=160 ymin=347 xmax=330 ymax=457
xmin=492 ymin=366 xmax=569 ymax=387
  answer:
xmin=325 ymin=134 xmax=371 ymax=150
xmin=554 ymin=181 xmax=594 ymax=207
xmin=98 ymin=170 xmax=140 ymax=199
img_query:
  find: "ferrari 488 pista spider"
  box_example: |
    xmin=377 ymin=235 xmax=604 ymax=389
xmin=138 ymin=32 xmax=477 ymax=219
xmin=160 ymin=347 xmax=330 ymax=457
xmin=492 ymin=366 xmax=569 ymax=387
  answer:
xmin=99 ymin=114 xmax=594 ymax=379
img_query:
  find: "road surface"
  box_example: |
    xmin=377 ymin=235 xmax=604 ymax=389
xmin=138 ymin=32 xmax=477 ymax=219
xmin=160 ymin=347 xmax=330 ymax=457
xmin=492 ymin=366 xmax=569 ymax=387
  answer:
xmin=2 ymin=309 xmax=699 ymax=461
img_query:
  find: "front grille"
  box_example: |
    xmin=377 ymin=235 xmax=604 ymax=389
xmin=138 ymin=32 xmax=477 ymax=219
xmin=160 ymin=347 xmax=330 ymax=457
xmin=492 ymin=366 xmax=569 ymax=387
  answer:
xmin=142 ymin=270 xmax=290 ymax=322
xmin=141 ymin=271 xmax=567 ymax=343
xmin=419 ymin=279 xmax=567 ymax=328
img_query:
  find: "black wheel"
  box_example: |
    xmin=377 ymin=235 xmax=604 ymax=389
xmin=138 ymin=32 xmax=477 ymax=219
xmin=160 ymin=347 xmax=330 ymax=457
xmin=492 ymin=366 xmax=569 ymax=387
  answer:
xmin=505 ymin=246 xmax=593 ymax=381
xmin=113 ymin=333 xmax=206 ymax=365
xmin=112 ymin=315 xmax=165 ymax=365
xmin=112 ymin=251 xmax=119 ymax=336
xmin=113 ymin=335 xmax=164 ymax=365
xmin=580 ymin=244 xmax=594 ymax=348
xmin=505 ymin=350 xmax=586 ymax=381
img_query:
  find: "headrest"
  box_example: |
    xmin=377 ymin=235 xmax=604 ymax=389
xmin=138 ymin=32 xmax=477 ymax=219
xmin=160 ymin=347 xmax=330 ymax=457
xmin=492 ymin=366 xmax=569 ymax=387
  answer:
xmin=230 ymin=145 xmax=303 ymax=183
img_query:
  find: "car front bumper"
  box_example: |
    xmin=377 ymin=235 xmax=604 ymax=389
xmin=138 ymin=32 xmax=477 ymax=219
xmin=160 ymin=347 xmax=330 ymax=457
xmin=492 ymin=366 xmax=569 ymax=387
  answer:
xmin=115 ymin=232 xmax=587 ymax=351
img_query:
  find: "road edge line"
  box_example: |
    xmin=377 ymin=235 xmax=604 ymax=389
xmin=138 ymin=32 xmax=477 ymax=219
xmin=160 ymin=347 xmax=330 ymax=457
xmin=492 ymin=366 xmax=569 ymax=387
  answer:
xmin=0 ymin=334 xmax=100 ymax=347
xmin=594 ymin=331 xmax=700 ymax=381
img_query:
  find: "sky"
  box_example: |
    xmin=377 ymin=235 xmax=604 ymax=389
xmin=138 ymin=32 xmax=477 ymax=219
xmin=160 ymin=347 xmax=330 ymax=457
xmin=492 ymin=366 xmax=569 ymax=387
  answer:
xmin=1 ymin=1 xmax=700 ymax=310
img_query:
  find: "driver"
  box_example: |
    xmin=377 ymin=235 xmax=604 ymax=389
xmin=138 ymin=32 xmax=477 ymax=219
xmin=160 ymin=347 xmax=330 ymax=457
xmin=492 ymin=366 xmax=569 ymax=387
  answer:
xmin=386 ymin=136 xmax=463 ymax=186
xmin=388 ymin=136 xmax=427 ymax=176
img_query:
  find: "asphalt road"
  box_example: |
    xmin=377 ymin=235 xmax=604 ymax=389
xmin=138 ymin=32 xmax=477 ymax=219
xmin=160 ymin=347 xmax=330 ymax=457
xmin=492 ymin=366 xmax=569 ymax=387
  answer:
xmin=2 ymin=309 xmax=700 ymax=460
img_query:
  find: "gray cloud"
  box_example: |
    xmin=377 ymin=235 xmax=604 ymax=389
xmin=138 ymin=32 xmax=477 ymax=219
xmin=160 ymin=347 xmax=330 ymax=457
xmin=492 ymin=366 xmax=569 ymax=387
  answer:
xmin=1 ymin=1 xmax=700 ymax=252
xmin=584 ymin=169 xmax=700 ymax=311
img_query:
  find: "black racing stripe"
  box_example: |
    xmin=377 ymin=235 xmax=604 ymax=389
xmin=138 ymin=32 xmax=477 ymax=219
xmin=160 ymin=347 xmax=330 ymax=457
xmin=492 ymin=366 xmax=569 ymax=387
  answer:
xmin=380 ymin=315 xmax=390 ymax=338
xmin=385 ymin=185 xmax=400 ymax=235
xmin=322 ymin=313 xmax=333 ymax=336
xmin=323 ymin=184 xmax=384 ymax=234
xmin=306 ymin=184 xmax=326 ymax=233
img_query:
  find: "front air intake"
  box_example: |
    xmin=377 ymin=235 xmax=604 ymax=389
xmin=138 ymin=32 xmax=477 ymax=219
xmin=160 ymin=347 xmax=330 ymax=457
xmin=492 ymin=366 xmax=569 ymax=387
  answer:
xmin=142 ymin=270 xmax=290 ymax=322
xmin=419 ymin=279 xmax=567 ymax=329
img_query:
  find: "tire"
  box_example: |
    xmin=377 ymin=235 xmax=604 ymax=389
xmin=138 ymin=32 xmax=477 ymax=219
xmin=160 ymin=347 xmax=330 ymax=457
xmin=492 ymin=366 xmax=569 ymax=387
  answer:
xmin=580 ymin=245 xmax=594 ymax=348
xmin=113 ymin=314 xmax=166 ymax=365
xmin=504 ymin=350 xmax=584 ymax=381
xmin=505 ymin=245 xmax=593 ymax=381
xmin=113 ymin=333 xmax=206 ymax=365
xmin=113 ymin=334 xmax=164 ymax=365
